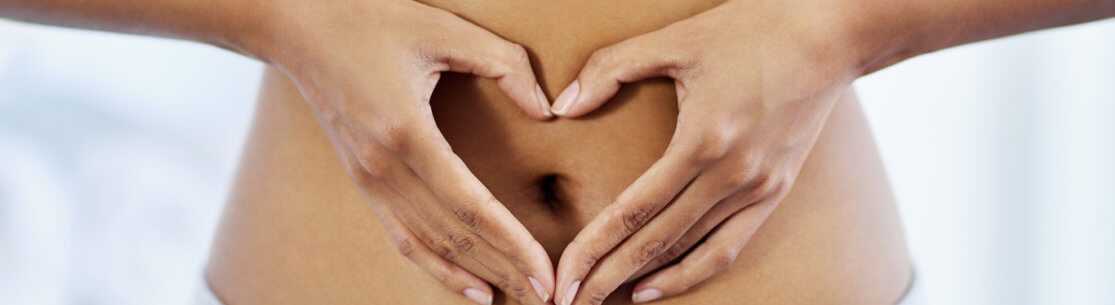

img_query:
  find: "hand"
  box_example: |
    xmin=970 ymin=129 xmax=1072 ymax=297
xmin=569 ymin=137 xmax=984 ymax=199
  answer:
xmin=256 ymin=1 xmax=555 ymax=304
xmin=547 ymin=1 xmax=864 ymax=304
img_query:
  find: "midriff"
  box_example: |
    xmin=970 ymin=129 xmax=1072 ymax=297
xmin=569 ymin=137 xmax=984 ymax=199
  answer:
xmin=206 ymin=0 xmax=913 ymax=304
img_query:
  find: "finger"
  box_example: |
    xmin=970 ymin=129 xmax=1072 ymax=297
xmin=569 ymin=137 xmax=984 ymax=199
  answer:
xmin=406 ymin=199 xmax=553 ymax=305
xmin=367 ymin=110 xmax=555 ymax=301
xmin=388 ymin=200 xmax=536 ymax=305
xmin=626 ymin=195 xmax=740 ymax=281
xmin=431 ymin=19 xmax=551 ymax=120
xmin=403 ymin=208 xmax=548 ymax=305
xmin=627 ymin=173 xmax=776 ymax=280
xmin=550 ymin=34 xmax=687 ymax=117
xmin=339 ymin=141 xmax=549 ymax=304
xmin=377 ymin=207 xmax=496 ymax=305
xmin=410 ymin=205 xmax=552 ymax=305
xmin=630 ymin=200 xmax=779 ymax=303
xmin=360 ymin=151 xmax=554 ymax=304
xmin=555 ymin=140 xmax=711 ymax=305
xmin=570 ymin=169 xmax=741 ymax=305
xmin=356 ymin=132 xmax=553 ymax=304
xmin=431 ymin=226 xmax=552 ymax=305
xmin=337 ymin=145 xmax=497 ymax=305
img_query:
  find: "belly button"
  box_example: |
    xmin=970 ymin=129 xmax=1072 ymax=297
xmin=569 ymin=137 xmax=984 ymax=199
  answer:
xmin=538 ymin=174 xmax=561 ymax=211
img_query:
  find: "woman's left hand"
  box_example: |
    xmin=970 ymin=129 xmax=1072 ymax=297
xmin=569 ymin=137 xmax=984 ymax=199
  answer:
xmin=548 ymin=1 xmax=870 ymax=304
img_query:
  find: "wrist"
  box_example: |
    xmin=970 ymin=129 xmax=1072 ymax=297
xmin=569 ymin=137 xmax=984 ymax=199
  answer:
xmin=227 ymin=0 xmax=404 ymax=70
xmin=207 ymin=0 xmax=287 ymax=64
xmin=837 ymin=0 xmax=934 ymax=76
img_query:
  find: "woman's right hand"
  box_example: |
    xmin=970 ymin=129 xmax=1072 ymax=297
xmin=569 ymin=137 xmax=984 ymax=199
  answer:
xmin=250 ymin=1 xmax=555 ymax=304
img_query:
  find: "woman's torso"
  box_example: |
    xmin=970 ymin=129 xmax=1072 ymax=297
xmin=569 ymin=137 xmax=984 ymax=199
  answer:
xmin=206 ymin=0 xmax=913 ymax=304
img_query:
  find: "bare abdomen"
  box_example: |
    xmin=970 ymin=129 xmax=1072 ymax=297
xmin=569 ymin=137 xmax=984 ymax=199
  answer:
xmin=206 ymin=1 xmax=912 ymax=304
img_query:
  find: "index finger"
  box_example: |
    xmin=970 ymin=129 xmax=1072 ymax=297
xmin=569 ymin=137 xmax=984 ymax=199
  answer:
xmin=423 ymin=9 xmax=553 ymax=120
xmin=555 ymin=137 xmax=711 ymax=305
xmin=374 ymin=109 xmax=555 ymax=300
xmin=632 ymin=199 xmax=777 ymax=303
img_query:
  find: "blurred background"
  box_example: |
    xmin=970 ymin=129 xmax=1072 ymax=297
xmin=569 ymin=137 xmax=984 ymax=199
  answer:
xmin=1 ymin=17 xmax=1113 ymax=305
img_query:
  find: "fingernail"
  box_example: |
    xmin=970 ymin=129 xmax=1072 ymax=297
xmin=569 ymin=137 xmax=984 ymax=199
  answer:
xmin=535 ymin=84 xmax=552 ymax=118
xmin=561 ymin=281 xmax=581 ymax=305
xmin=551 ymin=80 xmax=580 ymax=116
xmin=632 ymin=288 xmax=663 ymax=303
xmin=529 ymin=276 xmax=550 ymax=302
xmin=464 ymin=288 xmax=493 ymax=305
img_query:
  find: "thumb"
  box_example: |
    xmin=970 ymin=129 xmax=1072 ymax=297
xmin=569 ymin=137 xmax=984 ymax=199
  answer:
xmin=434 ymin=26 xmax=552 ymax=120
xmin=551 ymin=36 xmax=685 ymax=118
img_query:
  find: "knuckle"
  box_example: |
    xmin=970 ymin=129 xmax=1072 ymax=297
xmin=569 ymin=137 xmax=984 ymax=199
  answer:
xmin=448 ymin=231 xmax=477 ymax=254
xmin=722 ymin=169 xmax=757 ymax=190
xmin=452 ymin=205 xmax=481 ymax=230
xmin=689 ymin=128 xmax=734 ymax=164
xmin=505 ymin=43 xmax=530 ymax=68
xmin=494 ymin=279 xmax=514 ymax=296
xmin=395 ymin=237 xmax=417 ymax=258
xmin=505 ymin=251 xmax=524 ymax=269
xmin=585 ymin=46 xmax=617 ymax=73
xmin=567 ymin=240 xmax=603 ymax=270
xmin=510 ymin=283 xmax=530 ymax=299
xmin=579 ymin=253 xmax=603 ymax=272
xmin=433 ymin=242 xmax=457 ymax=260
xmin=636 ymin=239 xmax=667 ymax=265
xmin=678 ymin=273 xmax=698 ymax=290
xmin=769 ymin=174 xmax=793 ymax=195
xmin=620 ymin=206 xmax=654 ymax=236
xmin=666 ymin=51 xmax=701 ymax=79
xmin=583 ymin=252 xmax=602 ymax=270
xmin=586 ymin=290 xmax=610 ymax=305
xmin=720 ymin=172 xmax=747 ymax=191
xmin=493 ymin=272 xmax=512 ymax=289
xmin=711 ymin=248 xmax=739 ymax=270
xmin=434 ymin=265 xmax=452 ymax=284
xmin=375 ymin=119 xmax=416 ymax=153
xmin=746 ymin=171 xmax=778 ymax=197
xmin=355 ymin=154 xmax=394 ymax=181
xmin=656 ymin=242 xmax=688 ymax=265
xmin=495 ymin=276 xmax=529 ymax=298
xmin=347 ymin=167 xmax=379 ymax=186
xmin=722 ymin=158 xmax=764 ymax=190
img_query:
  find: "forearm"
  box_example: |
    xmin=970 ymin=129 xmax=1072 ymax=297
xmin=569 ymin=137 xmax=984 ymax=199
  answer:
xmin=851 ymin=0 xmax=1115 ymax=74
xmin=0 ymin=0 xmax=275 ymax=60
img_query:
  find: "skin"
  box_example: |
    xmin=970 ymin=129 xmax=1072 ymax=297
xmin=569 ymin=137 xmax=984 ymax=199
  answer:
xmin=1 ymin=0 xmax=1113 ymax=304
xmin=2 ymin=1 xmax=557 ymax=304
xmin=544 ymin=0 xmax=1115 ymax=304
xmin=548 ymin=2 xmax=857 ymax=304
xmin=259 ymin=2 xmax=559 ymax=305
xmin=210 ymin=67 xmax=911 ymax=305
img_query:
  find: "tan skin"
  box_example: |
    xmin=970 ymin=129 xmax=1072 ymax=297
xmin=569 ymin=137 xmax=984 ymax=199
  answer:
xmin=2 ymin=0 xmax=1114 ymax=304
xmin=209 ymin=62 xmax=910 ymax=305
xmin=545 ymin=0 xmax=1115 ymax=304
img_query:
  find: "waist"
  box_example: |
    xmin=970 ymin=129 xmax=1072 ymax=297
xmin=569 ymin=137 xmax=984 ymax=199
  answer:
xmin=205 ymin=67 xmax=910 ymax=305
xmin=207 ymin=0 xmax=910 ymax=303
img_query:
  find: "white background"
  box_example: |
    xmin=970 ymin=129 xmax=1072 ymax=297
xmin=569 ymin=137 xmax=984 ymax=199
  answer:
xmin=1 ymin=17 xmax=1113 ymax=305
